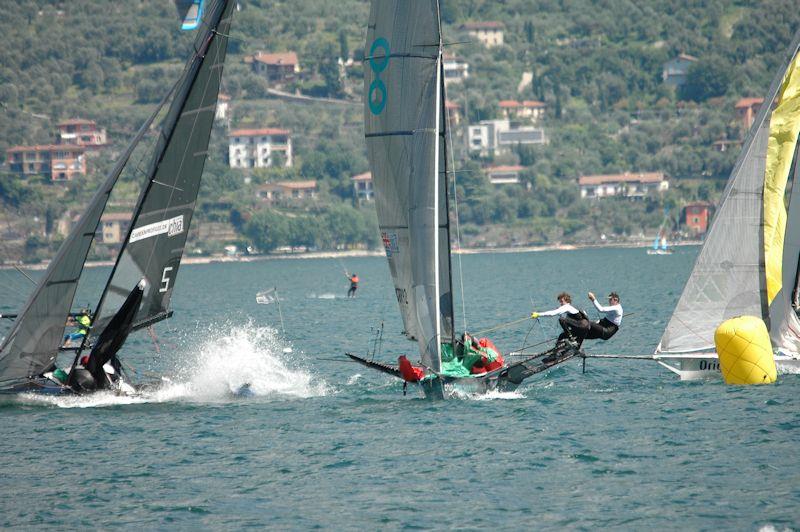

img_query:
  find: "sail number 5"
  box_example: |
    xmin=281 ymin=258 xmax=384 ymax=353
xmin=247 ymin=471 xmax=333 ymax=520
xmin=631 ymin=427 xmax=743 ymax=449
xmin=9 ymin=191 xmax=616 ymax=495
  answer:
xmin=159 ymin=267 xmax=174 ymax=293
xmin=368 ymin=37 xmax=390 ymax=115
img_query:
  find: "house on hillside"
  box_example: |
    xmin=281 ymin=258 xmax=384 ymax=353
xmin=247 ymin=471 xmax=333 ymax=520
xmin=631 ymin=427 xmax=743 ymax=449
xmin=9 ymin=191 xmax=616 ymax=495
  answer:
xmin=485 ymin=165 xmax=524 ymax=185
xmin=216 ymin=93 xmax=231 ymax=121
xmin=443 ymin=54 xmax=469 ymax=84
xmin=228 ymin=128 xmax=293 ymax=169
xmin=468 ymin=119 xmax=545 ymax=157
xmin=248 ymin=51 xmax=300 ymax=85
xmin=735 ymin=97 xmax=764 ymax=132
xmin=256 ymin=180 xmax=317 ymax=203
xmin=662 ymin=53 xmax=697 ymax=88
xmin=351 ymin=172 xmax=374 ymax=205
xmin=6 ymin=144 xmax=86 ymax=181
xmin=683 ymin=201 xmax=714 ymax=236
xmin=460 ymin=21 xmax=504 ymax=48
xmin=56 ymin=119 xmax=107 ymax=151
xmin=579 ymin=172 xmax=668 ymax=199
xmin=445 ymin=100 xmax=462 ymax=125
xmin=98 ymin=212 xmax=132 ymax=244
xmin=498 ymin=100 xmax=546 ymax=123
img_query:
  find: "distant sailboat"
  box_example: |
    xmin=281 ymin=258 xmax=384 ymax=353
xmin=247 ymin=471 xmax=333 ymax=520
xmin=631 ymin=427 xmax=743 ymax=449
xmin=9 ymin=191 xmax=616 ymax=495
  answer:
xmin=346 ymin=0 xmax=580 ymax=398
xmin=0 ymin=0 xmax=235 ymax=394
xmin=655 ymin=29 xmax=800 ymax=379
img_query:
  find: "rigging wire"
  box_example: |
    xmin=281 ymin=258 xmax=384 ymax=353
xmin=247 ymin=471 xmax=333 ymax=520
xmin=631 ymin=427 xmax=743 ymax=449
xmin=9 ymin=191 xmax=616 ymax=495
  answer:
xmin=444 ymin=96 xmax=467 ymax=332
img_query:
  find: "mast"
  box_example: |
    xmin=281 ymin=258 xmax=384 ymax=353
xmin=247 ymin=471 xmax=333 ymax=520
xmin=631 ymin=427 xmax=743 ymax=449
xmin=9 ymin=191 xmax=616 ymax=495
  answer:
xmin=432 ymin=47 xmax=443 ymax=365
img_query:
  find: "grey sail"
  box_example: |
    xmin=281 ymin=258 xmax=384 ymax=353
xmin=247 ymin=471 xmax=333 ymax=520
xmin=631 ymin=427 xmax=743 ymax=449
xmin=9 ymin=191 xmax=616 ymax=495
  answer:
xmin=364 ymin=0 xmax=452 ymax=371
xmin=658 ymin=33 xmax=800 ymax=355
xmin=0 ymin=90 xmax=172 ymax=387
xmin=92 ymin=0 xmax=234 ymax=336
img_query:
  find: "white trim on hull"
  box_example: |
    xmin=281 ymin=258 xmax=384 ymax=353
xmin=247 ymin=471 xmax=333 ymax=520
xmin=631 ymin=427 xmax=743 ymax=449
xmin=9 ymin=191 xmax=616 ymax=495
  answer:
xmin=654 ymin=352 xmax=800 ymax=380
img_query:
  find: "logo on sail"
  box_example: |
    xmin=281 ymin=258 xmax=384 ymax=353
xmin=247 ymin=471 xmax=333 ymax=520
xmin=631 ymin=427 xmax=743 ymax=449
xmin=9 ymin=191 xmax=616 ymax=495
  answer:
xmin=381 ymin=231 xmax=398 ymax=256
xmin=368 ymin=37 xmax=390 ymax=115
xmin=129 ymin=215 xmax=185 ymax=243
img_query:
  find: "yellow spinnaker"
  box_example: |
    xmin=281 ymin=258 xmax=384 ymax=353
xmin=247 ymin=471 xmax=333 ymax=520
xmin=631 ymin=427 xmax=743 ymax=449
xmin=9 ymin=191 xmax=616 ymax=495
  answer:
xmin=764 ymin=52 xmax=800 ymax=304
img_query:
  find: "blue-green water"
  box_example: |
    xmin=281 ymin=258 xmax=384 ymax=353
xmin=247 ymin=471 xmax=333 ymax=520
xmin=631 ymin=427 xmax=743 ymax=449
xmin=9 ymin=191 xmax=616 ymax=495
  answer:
xmin=1 ymin=247 xmax=798 ymax=529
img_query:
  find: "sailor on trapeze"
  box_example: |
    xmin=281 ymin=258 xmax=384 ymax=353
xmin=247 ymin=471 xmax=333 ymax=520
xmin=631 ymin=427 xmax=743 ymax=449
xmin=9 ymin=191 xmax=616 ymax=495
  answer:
xmin=585 ymin=291 xmax=622 ymax=341
xmin=530 ymin=292 xmax=590 ymax=347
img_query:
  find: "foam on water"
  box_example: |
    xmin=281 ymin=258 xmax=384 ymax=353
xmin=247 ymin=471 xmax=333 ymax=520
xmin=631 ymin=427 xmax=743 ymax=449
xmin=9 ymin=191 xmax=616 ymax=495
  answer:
xmin=14 ymin=324 xmax=328 ymax=408
xmin=165 ymin=323 xmax=329 ymax=401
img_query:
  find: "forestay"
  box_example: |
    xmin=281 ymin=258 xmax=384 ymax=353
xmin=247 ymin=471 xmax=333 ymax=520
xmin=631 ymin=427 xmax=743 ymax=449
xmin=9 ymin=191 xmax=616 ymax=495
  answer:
xmin=92 ymin=0 xmax=234 ymax=336
xmin=364 ymin=0 xmax=454 ymax=372
xmin=658 ymin=32 xmax=800 ymax=355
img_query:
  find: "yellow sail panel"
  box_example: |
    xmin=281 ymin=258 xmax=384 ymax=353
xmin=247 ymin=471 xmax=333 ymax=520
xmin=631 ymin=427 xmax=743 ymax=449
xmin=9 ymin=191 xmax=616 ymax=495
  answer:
xmin=764 ymin=52 xmax=800 ymax=304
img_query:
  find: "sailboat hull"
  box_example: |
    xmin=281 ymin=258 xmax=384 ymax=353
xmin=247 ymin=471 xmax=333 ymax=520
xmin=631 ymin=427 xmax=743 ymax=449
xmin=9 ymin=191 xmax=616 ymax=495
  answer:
xmin=347 ymin=345 xmax=583 ymax=398
xmin=654 ymin=352 xmax=800 ymax=380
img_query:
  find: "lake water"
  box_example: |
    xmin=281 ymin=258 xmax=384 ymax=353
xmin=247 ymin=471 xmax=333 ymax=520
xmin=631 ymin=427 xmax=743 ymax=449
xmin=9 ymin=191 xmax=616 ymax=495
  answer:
xmin=1 ymin=247 xmax=798 ymax=529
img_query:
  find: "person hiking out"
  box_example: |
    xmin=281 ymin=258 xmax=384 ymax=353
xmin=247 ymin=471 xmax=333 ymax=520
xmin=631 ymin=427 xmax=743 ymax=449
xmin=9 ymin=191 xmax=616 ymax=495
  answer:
xmin=346 ymin=272 xmax=359 ymax=298
xmin=531 ymin=292 xmax=590 ymax=348
xmin=585 ymin=291 xmax=622 ymax=341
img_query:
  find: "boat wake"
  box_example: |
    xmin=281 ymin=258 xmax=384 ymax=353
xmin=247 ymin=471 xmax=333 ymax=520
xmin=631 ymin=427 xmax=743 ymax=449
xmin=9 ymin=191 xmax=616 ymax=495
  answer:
xmin=16 ymin=324 xmax=328 ymax=408
xmin=449 ymin=388 xmax=527 ymax=401
xmin=306 ymin=292 xmax=347 ymax=300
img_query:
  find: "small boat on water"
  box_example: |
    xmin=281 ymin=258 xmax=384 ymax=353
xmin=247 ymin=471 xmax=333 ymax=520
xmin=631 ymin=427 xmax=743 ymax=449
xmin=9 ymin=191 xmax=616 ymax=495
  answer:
xmin=346 ymin=0 xmax=581 ymax=398
xmin=655 ymin=29 xmax=800 ymax=379
xmin=646 ymin=236 xmax=673 ymax=255
xmin=0 ymin=0 xmax=235 ymax=395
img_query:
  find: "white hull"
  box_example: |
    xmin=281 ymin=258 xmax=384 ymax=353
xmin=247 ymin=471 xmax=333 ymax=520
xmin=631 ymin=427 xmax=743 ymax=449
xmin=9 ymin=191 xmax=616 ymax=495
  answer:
xmin=654 ymin=352 xmax=800 ymax=380
xmin=646 ymin=249 xmax=673 ymax=255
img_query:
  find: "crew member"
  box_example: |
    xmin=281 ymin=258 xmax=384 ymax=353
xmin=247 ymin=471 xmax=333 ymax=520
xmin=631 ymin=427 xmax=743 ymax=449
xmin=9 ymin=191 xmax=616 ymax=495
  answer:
xmin=63 ymin=309 xmax=92 ymax=347
xmin=585 ymin=291 xmax=622 ymax=341
xmin=531 ymin=292 xmax=590 ymax=347
xmin=346 ymin=272 xmax=359 ymax=298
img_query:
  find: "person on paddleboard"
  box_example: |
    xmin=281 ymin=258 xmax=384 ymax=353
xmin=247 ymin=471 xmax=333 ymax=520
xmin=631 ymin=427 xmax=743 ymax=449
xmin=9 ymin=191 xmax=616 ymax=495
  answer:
xmin=346 ymin=272 xmax=359 ymax=298
xmin=530 ymin=292 xmax=590 ymax=347
xmin=585 ymin=291 xmax=622 ymax=341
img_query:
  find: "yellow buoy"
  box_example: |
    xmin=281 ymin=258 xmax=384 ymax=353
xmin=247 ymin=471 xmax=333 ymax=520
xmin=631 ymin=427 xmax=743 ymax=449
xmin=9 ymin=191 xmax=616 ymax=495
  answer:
xmin=714 ymin=316 xmax=777 ymax=385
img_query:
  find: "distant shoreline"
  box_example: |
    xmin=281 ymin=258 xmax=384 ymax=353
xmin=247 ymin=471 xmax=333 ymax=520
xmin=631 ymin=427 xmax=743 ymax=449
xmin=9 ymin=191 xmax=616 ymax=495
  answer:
xmin=1 ymin=240 xmax=701 ymax=271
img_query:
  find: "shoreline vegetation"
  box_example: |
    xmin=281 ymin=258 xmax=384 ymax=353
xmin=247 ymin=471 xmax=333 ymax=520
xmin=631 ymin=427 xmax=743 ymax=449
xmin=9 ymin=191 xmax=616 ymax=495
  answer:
xmin=2 ymin=240 xmax=701 ymax=271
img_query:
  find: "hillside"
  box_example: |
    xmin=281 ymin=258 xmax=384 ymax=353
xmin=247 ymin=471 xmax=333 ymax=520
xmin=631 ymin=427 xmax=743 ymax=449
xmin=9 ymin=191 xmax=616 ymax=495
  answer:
xmin=1 ymin=0 xmax=797 ymax=261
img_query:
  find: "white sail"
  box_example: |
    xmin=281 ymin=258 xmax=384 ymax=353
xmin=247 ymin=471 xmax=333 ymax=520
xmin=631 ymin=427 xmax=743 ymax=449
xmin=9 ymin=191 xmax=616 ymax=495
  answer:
xmin=658 ymin=34 xmax=800 ymax=355
xmin=364 ymin=0 xmax=453 ymax=371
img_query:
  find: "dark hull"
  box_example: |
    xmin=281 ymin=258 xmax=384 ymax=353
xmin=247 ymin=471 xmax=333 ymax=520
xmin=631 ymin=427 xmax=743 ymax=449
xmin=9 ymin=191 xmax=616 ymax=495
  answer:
xmin=346 ymin=344 xmax=583 ymax=399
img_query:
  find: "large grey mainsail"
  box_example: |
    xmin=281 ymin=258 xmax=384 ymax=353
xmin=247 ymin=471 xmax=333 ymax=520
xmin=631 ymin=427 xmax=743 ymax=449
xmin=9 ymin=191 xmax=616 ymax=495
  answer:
xmin=364 ymin=0 xmax=453 ymax=371
xmin=91 ymin=0 xmax=234 ymax=335
xmin=0 ymin=95 xmax=171 ymax=387
xmin=658 ymin=33 xmax=800 ymax=355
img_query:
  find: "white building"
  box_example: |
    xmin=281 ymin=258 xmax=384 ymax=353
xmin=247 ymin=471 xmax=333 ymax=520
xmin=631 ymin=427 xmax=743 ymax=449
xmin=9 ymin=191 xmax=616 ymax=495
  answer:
xmin=662 ymin=53 xmax=697 ymax=87
xmin=351 ymin=172 xmax=374 ymax=204
xmin=228 ymin=128 xmax=292 ymax=169
xmin=443 ymin=54 xmax=469 ymax=85
xmin=467 ymin=119 xmax=546 ymax=156
xmin=216 ymin=94 xmax=231 ymax=121
xmin=578 ymin=172 xmax=669 ymax=199
xmin=461 ymin=22 xmax=504 ymax=48
xmin=485 ymin=165 xmax=524 ymax=185
xmin=256 ymin=180 xmax=317 ymax=203
xmin=498 ymin=100 xmax=546 ymax=123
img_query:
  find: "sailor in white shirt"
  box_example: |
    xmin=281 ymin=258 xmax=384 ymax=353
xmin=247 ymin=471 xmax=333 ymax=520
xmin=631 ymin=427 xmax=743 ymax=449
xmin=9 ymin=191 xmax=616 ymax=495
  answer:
xmin=531 ymin=292 xmax=590 ymax=346
xmin=585 ymin=291 xmax=623 ymax=341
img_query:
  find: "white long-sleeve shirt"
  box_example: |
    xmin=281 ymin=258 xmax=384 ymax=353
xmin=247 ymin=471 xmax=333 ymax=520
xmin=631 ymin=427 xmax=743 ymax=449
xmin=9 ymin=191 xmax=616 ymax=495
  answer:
xmin=592 ymin=299 xmax=623 ymax=326
xmin=538 ymin=303 xmax=580 ymax=318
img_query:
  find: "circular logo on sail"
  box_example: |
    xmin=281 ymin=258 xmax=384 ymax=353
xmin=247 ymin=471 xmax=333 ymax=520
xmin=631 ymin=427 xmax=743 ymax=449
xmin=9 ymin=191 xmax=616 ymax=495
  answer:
xmin=368 ymin=37 xmax=390 ymax=115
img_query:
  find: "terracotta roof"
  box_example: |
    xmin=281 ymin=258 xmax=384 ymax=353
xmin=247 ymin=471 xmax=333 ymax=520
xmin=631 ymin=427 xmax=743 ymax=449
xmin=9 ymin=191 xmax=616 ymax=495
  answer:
xmin=578 ymin=172 xmax=666 ymax=185
xmin=229 ymin=128 xmax=290 ymax=137
xmin=259 ymin=180 xmax=316 ymax=191
xmin=351 ymin=172 xmax=372 ymax=182
xmin=101 ymin=212 xmax=132 ymax=222
xmin=676 ymin=53 xmax=698 ymax=62
xmin=445 ymin=100 xmax=461 ymax=110
xmin=7 ymin=144 xmax=85 ymax=153
xmin=684 ymin=201 xmax=712 ymax=209
xmin=461 ymin=21 xmax=505 ymax=30
xmin=252 ymin=51 xmax=298 ymax=66
xmin=56 ymin=118 xmax=96 ymax=126
xmin=485 ymin=165 xmax=524 ymax=173
xmin=218 ymin=93 xmax=231 ymax=101
xmin=499 ymin=99 xmax=546 ymax=109
xmin=735 ymin=97 xmax=764 ymax=109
